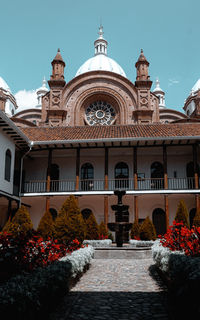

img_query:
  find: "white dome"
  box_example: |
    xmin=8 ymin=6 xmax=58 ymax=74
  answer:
xmin=75 ymin=25 xmax=126 ymax=78
xmin=76 ymin=54 xmax=126 ymax=77
xmin=192 ymin=79 xmax=200 ymax=93
xmin=0 ymin=77 xmax=10 ymax=92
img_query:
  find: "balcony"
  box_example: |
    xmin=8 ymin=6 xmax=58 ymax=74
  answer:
xmin=22 ymin=177 xmax=197 ymax=194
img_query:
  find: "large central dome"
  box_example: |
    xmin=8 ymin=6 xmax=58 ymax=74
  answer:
xmin=75 ymin=26 xmax=126 ymax=78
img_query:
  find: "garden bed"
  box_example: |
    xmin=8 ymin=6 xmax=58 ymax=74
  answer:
xmin=0 ymin=245 xmax=94 ymax=319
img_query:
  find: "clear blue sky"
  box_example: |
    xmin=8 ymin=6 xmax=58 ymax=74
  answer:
xmin=0 ymin=0 xmax=200 ymax=111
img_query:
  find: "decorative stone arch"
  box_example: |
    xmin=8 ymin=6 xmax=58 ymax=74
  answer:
xmin=62 ymin=71 xmax=138 ymax=126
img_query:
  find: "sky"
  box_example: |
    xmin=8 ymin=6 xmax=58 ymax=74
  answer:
xmin=0 ymin=0 xmax=200 ymax=112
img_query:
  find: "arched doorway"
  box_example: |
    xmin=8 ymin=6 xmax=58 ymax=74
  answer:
xmin=151 ymin=162 xmax=164 ymax=189
xmin=81 ymin=208 xmax=92 ymax=220
xmin=49 ymin=164 xmax=59 ymax=191
xmin=81 ymin=163 xmax=94 ymax=190
xmin=189 ymin=208 xmax=196 ymax=228
xmin=115 ymin=162 xmax=129 ymax=189
xmin=49 ymin=208 xmax=58 ymax=221
xmin=152 ymin=208 xmax=166 ymax=236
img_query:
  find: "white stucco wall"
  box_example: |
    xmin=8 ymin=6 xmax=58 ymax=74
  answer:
xmin=0 ymin=128 xmax=15 ymax=194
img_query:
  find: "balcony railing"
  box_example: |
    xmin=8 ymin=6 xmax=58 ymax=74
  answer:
xmin=22 ymin=177 xmax=197 ymax=194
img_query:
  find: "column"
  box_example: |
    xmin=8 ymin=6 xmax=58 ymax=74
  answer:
xmin=104 ymin=196 xmax=109 ymax=228
xmin=163 ymin=145 xmax=168 ymax=189
xmin=46 ymin=149 xmax=52 ymax=212
xmin=133 ymin=147 xmax=138 ymax=222
xmin=104 ymin=147 xmax=109 ymax=229
xmin=193 ymin=144 xmax=199 ymax=189
xmin=164 ymin=195 xmax=169 ymax=230
xmin=75 ymin=148 xmax=80 ymax=191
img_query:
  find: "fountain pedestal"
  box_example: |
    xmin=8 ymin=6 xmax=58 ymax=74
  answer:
xmin=108 ymin=190 xmax=132 ymax=247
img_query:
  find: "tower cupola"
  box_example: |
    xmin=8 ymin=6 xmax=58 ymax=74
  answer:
xmin=50 ymin=48 xmax=65 ymax=81
xmin=153 ymin=78 xmax=166 ymax=108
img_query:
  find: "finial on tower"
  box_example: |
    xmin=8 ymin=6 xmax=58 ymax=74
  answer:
xmin=98 ymin=24 xmax=104 ymax=39
xmin=94 ymin=25 xmax=108 ymax=56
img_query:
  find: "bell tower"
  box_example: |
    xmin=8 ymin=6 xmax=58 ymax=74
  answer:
xmin=133 ymin=49 xmax=159 ymax=123
xmin=43 ymin=49 xmax=67 ymax=126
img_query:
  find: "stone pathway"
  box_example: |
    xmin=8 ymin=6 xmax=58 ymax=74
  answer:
xmin=50 ymin=258 xmax=170 ymax=320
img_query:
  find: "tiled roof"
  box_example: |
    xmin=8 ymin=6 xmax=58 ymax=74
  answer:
xmin=21 ymin=123 xmax=200 ymax=143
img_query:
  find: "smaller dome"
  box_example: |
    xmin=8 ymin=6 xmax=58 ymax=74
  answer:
xmin=36 ymin=77 xmax=48 ymax=94
xmin=0 ymin=77 xmax=10 ymax=92
xmin=153 ymin=78 xmax=164 ymax=94
xmin=191 ymin=79 xmax=200 ymax=93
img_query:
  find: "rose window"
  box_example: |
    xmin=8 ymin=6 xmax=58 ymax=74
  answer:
xmin=85 ymin=101 xmax=116 ymax=126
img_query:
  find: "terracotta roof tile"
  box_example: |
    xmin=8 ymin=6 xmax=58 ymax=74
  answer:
xmin=21 ymin=123 xmax=200 ymax=143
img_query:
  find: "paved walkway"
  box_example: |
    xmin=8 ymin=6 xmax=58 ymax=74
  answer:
xmin=50 ymin=258 xmax=170 ymax=320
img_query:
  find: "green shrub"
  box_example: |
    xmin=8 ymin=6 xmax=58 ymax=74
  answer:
xmin=84 ymin=212 xmax=99 ymax=240
xmin=3 ymin=205 xmax=33 ymax=237
xmin=175 ymin=200 xmax=189 ymax=228
xmin=139 ymin=216 xmax=156 ymax=241
xmin=130 ymin=220 xmax=140 ymax=239
xmin=193 ymin=209 xmax=200 ymax=227
xmin=37 ymin=211 xmax=55 ymax=240
xmin=54 ymin=196 xmax=85 ymax=244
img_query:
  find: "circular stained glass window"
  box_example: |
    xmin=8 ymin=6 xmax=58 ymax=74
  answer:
xmin=85 ymin=101 xmax=116 ymax=126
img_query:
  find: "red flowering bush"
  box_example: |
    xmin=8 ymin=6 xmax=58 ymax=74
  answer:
xmin=159 ymin=221 xmax=200 ymax=257
xmin=0 ymin=231 xmax=84 ymax=282
xmin=98 ymin=234 xmax=108 ymax=240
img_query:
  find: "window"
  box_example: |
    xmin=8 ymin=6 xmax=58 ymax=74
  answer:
xmin=152 ymin=208 xmax=166 ymax=236
xmin=81 ymin=163 xmax=94 ymax=190
xmin=5 ymin=149 xmax=12 ymax=182
xmin=151 ymin=161 xmax=164 ymax=189
xmin=49 ymin=164 xmax=59 ymax=191
xmin=115 ymin=162 xmax=129 ymax=189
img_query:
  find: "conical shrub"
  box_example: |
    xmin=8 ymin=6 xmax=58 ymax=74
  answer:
xmin=54 ymin=195 xmax=86 ymax=244
xmin=84 ymin=212 xmax=99 ymax=240
xmin=99 ymin=221 xmax=108 ymax=237
xmin=3 ymin=205 xmax=33 ymax=237
xmin=175 ymin=200 xmax=189 ymax=228
xmin=139 ymin=216 xmax=157 ymax=241
xmin=193 ymin=209 xmax=200 ymax=227
xmin=130 ymin=220 xmax=140 ymax=239
xmin=37 ymin=210 xmax=55 ymax=240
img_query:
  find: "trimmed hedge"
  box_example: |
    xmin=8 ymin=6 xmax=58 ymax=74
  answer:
xmin=83 ymin=239 xmax=112 ymax=247
xmin=0 ymin=246 xmax=94 ymax=319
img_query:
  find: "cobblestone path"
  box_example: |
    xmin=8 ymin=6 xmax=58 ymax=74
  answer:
xmin=50 ymin=258 xmax=170 ymax=320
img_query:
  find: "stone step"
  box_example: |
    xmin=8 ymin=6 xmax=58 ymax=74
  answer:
xmin=94 ymin=247 xmax=152 ymax=259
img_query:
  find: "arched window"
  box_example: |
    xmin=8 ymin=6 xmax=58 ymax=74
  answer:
xmin=49 ymin=208 xmax=58 ymax=221
xmin=152 ymin=208 xmax=166 ymax=236
xmin=115 ymin=162 xmax=129 ymax=189
xmin=151 ymin=162 xmax=164 ymax=189
xmin=81 ymin=163 xmax=94 ymax=190
xmin=5 ymin=149 xmax=12 ymax=182
xmin=81 ymin=208 xmax=92 ymax=220
xmin=49 ymin=164 xmax=59 ymax=191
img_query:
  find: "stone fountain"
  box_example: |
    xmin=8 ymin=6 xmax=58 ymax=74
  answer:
xmin=108 ymin=190 xmax=132 ymax=247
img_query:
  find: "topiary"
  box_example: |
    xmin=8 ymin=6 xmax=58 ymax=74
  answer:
xmin=175 ymin=200 xmax=190 ymax=228
xmin=130 ymin=220 xmax=140 ymax=239
xmin=37 ymin=211 xmax=55 ymax=240
xmin=193 ymin=209 xmax=200 ymax=227
xmin=84 ymin=212 xmax=99 ymax=240
xmin=54 ymin=195 xmax=86 ymax=244
xmin=98 ymin=221 xmax=109 ymax=238
xmin=3 ymin=205 xmax=33 ymax=237
xmin=139 ymin=216 xmax=157 ymax=241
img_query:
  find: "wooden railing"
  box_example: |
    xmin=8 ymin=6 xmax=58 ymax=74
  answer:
xmin=22 ymin=177 xmax=196 ymax=193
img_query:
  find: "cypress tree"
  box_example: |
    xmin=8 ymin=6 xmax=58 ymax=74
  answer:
xmin=139 ymin=216 xmax=157 ymax=241
xmin=175 ymin=200 xmax=189 ymax=228
xmin=99 ymin=221 xmax=109 ymax=237
xmin=130 ymin=220 xmax=140 ymax=239
xmin=37 ymin=210 xmax=55 ymax=240
xmin=54 ymin=195 xmax=86 ymax=244
xmin=84 ymin=212 xmax=99 ymax=240
xmin=3 ymin=205 xmax=33 ymax=237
